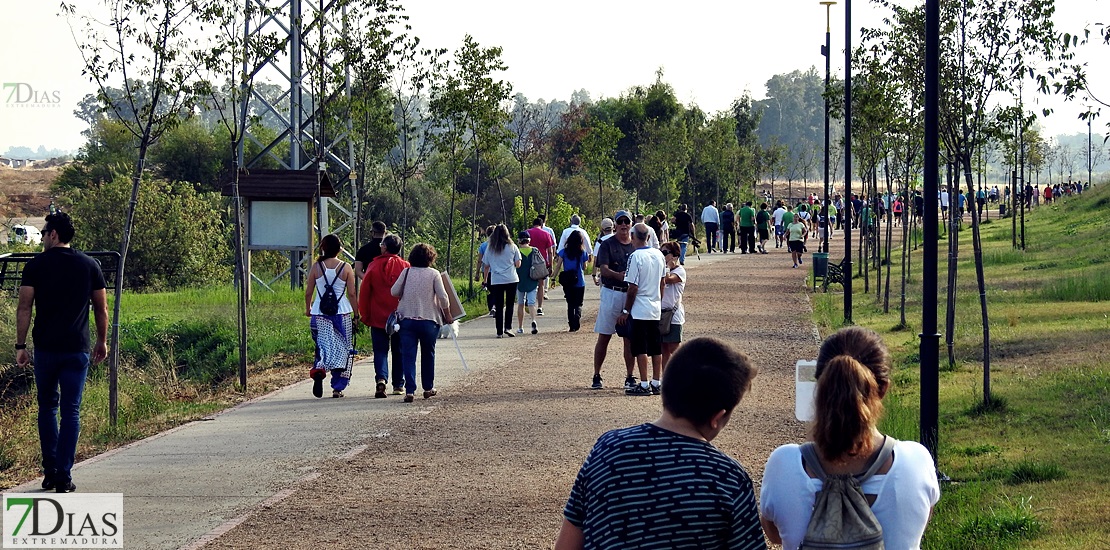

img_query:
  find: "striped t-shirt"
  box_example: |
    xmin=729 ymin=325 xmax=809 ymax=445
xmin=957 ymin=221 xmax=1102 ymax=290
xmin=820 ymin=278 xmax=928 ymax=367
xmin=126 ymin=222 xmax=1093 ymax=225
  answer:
xmin=564 ymin=423 xmax=767 ymax=549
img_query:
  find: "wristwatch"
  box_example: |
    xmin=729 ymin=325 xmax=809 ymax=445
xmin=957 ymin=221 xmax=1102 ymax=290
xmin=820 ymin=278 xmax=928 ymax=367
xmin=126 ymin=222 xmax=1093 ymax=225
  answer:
xmin=621 ymin=309 xmax=629 ymax=314
xmin=15 ymin=343 xmax=26 ymax=350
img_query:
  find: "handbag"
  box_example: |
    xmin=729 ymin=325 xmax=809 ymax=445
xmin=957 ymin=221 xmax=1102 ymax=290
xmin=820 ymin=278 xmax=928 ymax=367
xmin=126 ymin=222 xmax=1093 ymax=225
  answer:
xmin=386 ymin=268 xmax=410 ymax=336
xmin=658 ymin=307 xmax=677 ymax=335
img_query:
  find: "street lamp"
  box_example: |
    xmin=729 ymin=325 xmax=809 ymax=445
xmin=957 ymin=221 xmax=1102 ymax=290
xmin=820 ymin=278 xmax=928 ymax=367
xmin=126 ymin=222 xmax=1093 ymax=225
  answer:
xmin=1088 ymin=107 xmax=1093 ymax=189
xmin=821 ymin=1 xmax=836 ymax=255
xmin=843 ymin=0 xmax=854 ymax=323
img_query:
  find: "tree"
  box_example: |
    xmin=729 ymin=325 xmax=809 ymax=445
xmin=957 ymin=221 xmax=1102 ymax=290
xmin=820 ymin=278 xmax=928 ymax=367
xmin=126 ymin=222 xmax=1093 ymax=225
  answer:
xmin=507 ymin=95 xmax=551 ymax=230
xmin=579 ymin=120 xmax=623 ymax=219
xmin=63 ymin=0 xmax=207 ymax=424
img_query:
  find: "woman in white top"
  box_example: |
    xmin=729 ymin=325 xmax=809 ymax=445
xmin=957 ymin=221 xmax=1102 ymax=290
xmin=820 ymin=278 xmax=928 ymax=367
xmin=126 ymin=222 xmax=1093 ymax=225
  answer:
xmin=481 ymin=224 xmax=522 ymax=338
xmin=304 ymin=234 xmax=357 ymax=398
xmin=760 ymin=327 xmax=940 ymax=550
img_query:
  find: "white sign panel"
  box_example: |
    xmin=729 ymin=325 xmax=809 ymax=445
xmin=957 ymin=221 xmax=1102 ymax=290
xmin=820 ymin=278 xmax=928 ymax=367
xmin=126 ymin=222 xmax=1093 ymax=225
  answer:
xmin=249 ymin=201 xmax=310 ymax=249
xmin=3 ymin=493 xmax=123 ymax=548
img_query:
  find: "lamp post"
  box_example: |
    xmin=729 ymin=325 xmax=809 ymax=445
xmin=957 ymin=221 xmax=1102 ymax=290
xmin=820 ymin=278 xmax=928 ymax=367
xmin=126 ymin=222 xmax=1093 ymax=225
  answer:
xmin=821 ymin=1 xmax=836 ymax=254
xmin=1089 ymin=107 xmax=1093 ymax=189
xmin=843 ymin=0 xmax=854 ymax=323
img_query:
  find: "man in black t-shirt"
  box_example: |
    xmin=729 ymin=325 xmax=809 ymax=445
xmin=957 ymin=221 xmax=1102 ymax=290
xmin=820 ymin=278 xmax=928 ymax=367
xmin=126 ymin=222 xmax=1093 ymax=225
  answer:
xmin=354 ymin=220 xmax=388 ymax=278
xmin=16 ymin=212 xmax=108 ymax=494
xmin=591 ymin=210 xmax=637 ymax=391
xmin=671 ymin=204 xmax=695 ymax=265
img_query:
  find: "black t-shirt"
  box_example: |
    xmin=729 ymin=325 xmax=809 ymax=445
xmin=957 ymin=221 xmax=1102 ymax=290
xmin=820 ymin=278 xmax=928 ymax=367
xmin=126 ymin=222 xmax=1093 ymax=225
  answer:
xmin=673 ymin=211 xmax=694 ymax=237
xmin=355 ymin=237 xmax=384 ymax=269
xmin=596 ymin=237 xmax=636 ymax=290
xmin=21 ymin=247 xmax=107 ymax=353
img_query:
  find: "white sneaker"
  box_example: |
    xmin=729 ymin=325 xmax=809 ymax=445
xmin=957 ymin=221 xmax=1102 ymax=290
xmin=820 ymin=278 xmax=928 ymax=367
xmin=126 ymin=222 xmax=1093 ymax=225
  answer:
xmin=516 ymin=328 xmax=524 ymax=334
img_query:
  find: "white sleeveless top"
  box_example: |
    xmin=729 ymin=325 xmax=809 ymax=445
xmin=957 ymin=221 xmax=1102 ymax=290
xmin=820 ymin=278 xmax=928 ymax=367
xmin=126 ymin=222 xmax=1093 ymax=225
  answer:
xmin=310 ymin=263 xmax=354 ymax=315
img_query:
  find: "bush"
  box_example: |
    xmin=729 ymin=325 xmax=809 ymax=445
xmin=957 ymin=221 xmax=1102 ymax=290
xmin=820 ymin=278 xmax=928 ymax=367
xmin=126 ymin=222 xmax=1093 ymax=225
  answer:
xmin=64 ymin=173 xmax=232 ymax=290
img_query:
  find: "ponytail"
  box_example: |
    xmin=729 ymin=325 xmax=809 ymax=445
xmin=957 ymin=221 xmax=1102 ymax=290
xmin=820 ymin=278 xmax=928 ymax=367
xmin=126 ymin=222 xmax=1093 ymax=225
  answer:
xmin=811 ymin=354 xmax=885 ymax=461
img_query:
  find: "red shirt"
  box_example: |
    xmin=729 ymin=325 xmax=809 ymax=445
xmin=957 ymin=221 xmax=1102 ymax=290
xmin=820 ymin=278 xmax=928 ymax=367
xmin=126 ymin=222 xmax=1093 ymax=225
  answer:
xmin=359 ymin=253 xmax=410 ymax=328
xmin=526 ymin=226 xmax=555 ymax=264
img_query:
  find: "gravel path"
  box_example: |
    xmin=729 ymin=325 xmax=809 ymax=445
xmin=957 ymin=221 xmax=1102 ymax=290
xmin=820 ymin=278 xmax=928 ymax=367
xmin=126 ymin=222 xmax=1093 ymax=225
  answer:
xmin=202 ymin=242 xmax=834 ymax=549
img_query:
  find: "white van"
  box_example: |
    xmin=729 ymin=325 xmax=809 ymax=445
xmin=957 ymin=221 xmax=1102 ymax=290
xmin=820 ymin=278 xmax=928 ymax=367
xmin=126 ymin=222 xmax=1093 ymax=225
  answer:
xmin=10 ymin=224 xmax=43 ymax=245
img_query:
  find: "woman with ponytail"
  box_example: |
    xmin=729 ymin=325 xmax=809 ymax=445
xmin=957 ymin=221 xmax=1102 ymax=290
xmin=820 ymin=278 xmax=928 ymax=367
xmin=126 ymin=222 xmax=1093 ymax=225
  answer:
xmin=759 ymin=327 xmax=940 ymax=549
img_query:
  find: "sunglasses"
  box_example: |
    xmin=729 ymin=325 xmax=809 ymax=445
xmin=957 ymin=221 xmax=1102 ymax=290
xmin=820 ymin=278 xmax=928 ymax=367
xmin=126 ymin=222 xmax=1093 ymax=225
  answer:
xmin=616 ymin=219 xmax=631 ymax=225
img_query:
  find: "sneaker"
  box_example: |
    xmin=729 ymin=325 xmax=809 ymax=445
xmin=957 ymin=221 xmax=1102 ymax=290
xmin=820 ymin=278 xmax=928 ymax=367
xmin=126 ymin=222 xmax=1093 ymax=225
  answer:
xmin=332 ymin=390 xmax=344 ymax=398
xmin=392 ymin=387 xmax=404 ymax=395
xmin=310 ymin=370 xmax=325 ymax=398
xmin=624 ymin=376 xmax=638 ymax=390
xmin=626 ymin=384 xmax=653 ymax=396
xmin=423 ymin=388 xmax=438 ymax=399
xmin=591 ymin=374 xmax=603 ymax=389
xmin=496 ymin=333 xmax=503 ymax=339
xmin=504 ymin=331 xmax=515 ymax=338
xmin=375 ymin=381 xmax=387 ymax=399
xmin=516 ymin=328 xmax=524 ymax=334
xmin=41 ymin=472 xmax=56 ymax=491
xmin=536 ymin=308 xmax=544 ymax=316
xmin=650 ymin=382 xmax=661 ymax=395
xmin=403 ymin=394 xmax=414 ymax=403
xmin=488 ymin=308 xmax=497 ymax=317
xmin=531 ymin=321 xmax=538 ymax=335
xmin=793 ymin=264 xmax=798 ymax=268
xmin=55 ymin=481 xmax=76 ymax=493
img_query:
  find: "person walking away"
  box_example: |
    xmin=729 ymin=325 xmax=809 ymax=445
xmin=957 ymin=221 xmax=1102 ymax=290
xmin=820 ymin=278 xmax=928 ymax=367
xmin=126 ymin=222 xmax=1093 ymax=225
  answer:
xmin=659 ymin=241 xmax=686 ymax=371
xmin=353 ymin=220 xmax=387 ymax=279
xmin=738 ymin=201 xmax=757 ymax=254
xmin=720 ymin=203 xmax=737 ymax=253
xmin=481 ymin=223 xmax=522 ymax=338
xmin=555 ymin=337 xmax=766 ymax=550
xmin=305 ymin=234 xmax=358 ymax=398
xmin=759 ymin=327 xmax=940 ymax=549
xmin=16 ymin=212 xmax=109 ymax=493
xmin=359 ymin=234 xmax=410 ymax=397
xmin=555 ymin=229 xmax=590 ymax=332
xmin=772 ymin=201 xmax=787 ymax=249
xmin=514 ymin=231 xmax=540 ymax=335
xmin=672 ymin=204 xmax=696 ymax=264
xmin=476 ymin=225 xmax=496 ymax=317
xmin=892 ymin=196 xmax=904 ymax=227
xmin=701 ymin=200 xmax=721 ymax=253
xmin=557 ymin=214 xmax=593 ymax=257
xmin=592 ymin=210 xmax=637 ymax=390
xmin=618 ymin=223 xmax=667 ymax=396
xmin=391 ymin=243 xmax=452 ymax=402
xmin=526 ymin=217 xmax=556 ymax=316
xmin=787 ymin=216 xmax=807 ymax=269
xmin=756 ymin=202 xmax=772 ymax=254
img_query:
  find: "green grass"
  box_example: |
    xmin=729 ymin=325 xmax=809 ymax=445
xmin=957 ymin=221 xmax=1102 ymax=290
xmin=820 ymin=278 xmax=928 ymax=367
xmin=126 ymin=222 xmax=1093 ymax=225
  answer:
xmin=0 ymin=273 xmax=489 ymax=489
xmin=812 ymin=184 xmax=1110 ymax=548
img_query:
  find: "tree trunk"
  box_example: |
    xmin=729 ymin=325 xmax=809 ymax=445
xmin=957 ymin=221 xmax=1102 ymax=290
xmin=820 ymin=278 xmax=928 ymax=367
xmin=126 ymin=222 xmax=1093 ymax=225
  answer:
xmin=945 ymin=161 xmax=959 ymax=371
xmin=883 ymin=158 xmax=893 ymax=314
xmin=963 ymin=156 xmax=991 ymax=405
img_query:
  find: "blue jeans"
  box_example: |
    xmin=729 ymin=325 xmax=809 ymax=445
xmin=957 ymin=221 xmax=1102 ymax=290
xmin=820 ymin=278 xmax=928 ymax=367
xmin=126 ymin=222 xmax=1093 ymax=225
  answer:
xmin=677 ymin=235 xmax=690 ymax=265
xmin=370 ymin=326 xmax=404 ymax=388
xmin=399 ymin=319 xmax=439 ymax=395
xmin=34 ymin=350 xmax=90 ymax=484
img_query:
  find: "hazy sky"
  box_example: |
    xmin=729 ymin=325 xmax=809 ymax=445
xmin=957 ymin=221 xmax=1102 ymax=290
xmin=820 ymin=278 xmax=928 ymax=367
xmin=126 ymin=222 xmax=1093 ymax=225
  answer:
xmin=1 ymin=0 xmax=1106 ymax=155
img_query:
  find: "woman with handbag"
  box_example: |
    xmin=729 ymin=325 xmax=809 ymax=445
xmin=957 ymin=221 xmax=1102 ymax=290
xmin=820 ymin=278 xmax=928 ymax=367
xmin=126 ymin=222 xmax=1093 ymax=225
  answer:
xmin=391 ymin=243 xmax=452 ymax=403
xmin=659 ymin=241 xmax=686 ymax=370
xmin=358 ymin=234 xmax=410 ymax=398
xmin=759 ymin=327 xmax=940 ymax=549
xmin=305 ymin=234 xmax=357 ymax=398
xmin=554 ymin=229 xmax=590 ymax=332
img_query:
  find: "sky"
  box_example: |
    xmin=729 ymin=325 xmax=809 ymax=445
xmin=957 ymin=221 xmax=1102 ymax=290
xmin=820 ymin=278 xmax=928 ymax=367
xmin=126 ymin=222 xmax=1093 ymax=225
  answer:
xmin=1 ymin=0 xmax=1106 ymax=156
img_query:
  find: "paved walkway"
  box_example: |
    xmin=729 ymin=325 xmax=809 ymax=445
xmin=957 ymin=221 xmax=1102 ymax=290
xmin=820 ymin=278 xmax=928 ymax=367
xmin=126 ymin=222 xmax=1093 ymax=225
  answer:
xmin=6 ymin=245 xmax=832 ymax=548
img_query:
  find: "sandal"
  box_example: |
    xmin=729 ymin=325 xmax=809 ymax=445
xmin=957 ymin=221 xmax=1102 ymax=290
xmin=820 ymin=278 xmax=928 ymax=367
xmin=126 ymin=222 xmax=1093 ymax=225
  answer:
xmin=423 ymin=389 xmax=438 ymax=399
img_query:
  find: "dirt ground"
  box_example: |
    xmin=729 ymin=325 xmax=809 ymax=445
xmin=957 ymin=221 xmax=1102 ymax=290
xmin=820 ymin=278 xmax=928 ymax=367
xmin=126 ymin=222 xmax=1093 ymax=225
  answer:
xmin=202 ymin=239 xmax=835 ymax=550
xmin=0 ymin=165 xmax=56 ymax=220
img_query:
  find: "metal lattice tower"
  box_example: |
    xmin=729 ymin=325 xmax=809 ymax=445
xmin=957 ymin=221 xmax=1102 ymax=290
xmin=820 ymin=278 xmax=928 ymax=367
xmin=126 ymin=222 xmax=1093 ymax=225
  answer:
xmin=239 ymin=0 xmax=358 ymax=272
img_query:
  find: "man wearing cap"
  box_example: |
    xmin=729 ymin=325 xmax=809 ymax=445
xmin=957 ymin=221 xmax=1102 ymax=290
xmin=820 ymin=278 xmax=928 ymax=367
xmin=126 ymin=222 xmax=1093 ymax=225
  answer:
xmin=354 ymin=220 xmax=388 ymax=279
xmin=557 ymin=214 xmax=593 ymax=256
xmin=617 ymin=222 xmax=666 ymax=396
xmin=591 ymin=210 xmax=637 ymax=390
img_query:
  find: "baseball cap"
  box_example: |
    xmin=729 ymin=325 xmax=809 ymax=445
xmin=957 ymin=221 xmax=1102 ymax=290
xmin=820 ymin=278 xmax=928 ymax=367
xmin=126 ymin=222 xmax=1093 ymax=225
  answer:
xmin=613 ymin=210 xmax=632 ymax=223
xmin=600 ymin=217 xmax=614 ymax=229
xmin=518 ymin=230 xmax=531 ymax=241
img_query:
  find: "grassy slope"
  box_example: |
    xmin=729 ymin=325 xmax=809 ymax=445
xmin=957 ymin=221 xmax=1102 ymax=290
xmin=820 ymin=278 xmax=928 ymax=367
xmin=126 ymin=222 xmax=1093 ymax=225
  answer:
xmin=0 ymin=274 xmax=488 ymax=489
xmin=813 ymin=185 xmax=1110 ymax=549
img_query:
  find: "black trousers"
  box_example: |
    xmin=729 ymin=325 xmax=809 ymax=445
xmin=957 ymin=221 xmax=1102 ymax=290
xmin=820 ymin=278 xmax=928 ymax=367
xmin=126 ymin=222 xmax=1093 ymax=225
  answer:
xmin=563 ymin=285 xmax=585 ymax=331
xmin=704 ymin=222 xmax=719 ymax=251
xmin=739 ymin=226 xmax=756 ymax=252
xmin=489 ymin=282 xmax=518 ymax=335
xmin=722 ymin=229 xmax=737 ymax=252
